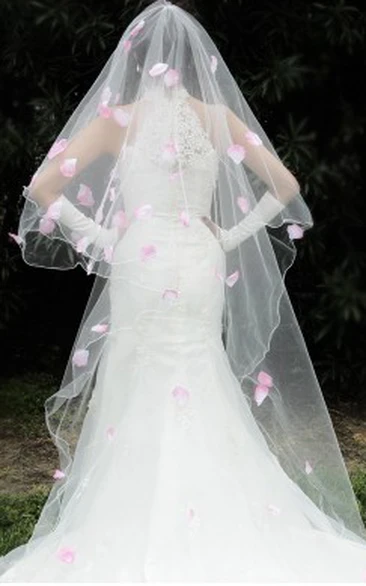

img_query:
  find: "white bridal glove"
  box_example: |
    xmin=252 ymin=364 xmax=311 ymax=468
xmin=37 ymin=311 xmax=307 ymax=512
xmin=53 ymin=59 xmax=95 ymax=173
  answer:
xmin=204 ymin=190 xmax=286 ymax=252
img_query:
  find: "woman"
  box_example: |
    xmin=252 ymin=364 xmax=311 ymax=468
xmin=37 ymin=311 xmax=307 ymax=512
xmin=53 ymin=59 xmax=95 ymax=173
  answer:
xmin=2 ymin=0 xmax=366 ymax=581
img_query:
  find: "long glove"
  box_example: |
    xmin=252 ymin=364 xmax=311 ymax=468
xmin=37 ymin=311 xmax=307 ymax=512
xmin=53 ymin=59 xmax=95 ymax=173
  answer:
xmin=213 ymin=190 xmax=285 ymax=252
xmin=45 ymin=194 xmax=119 ymax=250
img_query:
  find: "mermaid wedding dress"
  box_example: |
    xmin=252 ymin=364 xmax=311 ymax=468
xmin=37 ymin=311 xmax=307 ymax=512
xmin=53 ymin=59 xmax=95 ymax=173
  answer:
xmin=2 ymin=87 xmax=366 ymax=583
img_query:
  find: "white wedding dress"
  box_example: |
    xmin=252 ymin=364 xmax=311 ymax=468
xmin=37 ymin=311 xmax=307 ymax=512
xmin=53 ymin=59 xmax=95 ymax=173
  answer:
xmin=2 ymin=88 xmax=366 ymax=583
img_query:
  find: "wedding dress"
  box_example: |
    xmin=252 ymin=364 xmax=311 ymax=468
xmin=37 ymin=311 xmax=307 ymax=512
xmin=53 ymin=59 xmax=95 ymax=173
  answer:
xmin=2 ymin=1 xmax=366 ymax=582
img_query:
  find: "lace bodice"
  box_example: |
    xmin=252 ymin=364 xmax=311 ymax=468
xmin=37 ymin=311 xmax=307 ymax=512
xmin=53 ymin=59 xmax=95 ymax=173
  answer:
xmin=118 ymin=86 xmax=219 ymax=221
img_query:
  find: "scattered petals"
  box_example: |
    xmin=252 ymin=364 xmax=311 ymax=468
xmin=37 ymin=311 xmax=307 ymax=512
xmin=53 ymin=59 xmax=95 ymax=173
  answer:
xmin=254 ymin=384 xmax=270 ymax=406
xmin=225 ymin=270 xmax=240 ymax=287
xmin=98 ymin=103 xmax=112 ymax=118
xmin=164 ymin=68 xmax=180 ymax=87
xmin=180 ymin=210 xmax=190 ymax=226
xmin=112 ymin=108 xmax=131 ymax=128
xmin=141 ymin=244 xmax=157 ymax=261
xmin=172 ymin=385 xmax=190 ymax=406
xmin=91 ymin=323 xmax=109 ymax=333
xmin=39 ymin=217 xmax=56 ymax=235
xmin=162 ymin=288 xmax=180 ymax=302
xmin=53 ymin=469 xmax=66 ymax=480
xmin=56 ymin=547 xmax=76 ymax=564
xmin=104 ymin=245 xmax=114 ymax=263
xmin=245 ymin=130 xmax=262 ymax=146
xmin=287 ymin=224 xmax=304 ymax=240
xmin=123 ymin=39 xmax=132 ymax=52
xmin=77 ymin=184 xmax=94 ymax=207
xmin=162 ymin=140 xmax=178 ymax=162
xmin=135 ymin=204 xmax=153 ymax=219
xmin=149 ymin=62 xmax=169 ymax=77
xmin=60 ymin=158 xmax=77 ymax=178
xmin=8 ymin=232 xmax=23 ymax=246
xmin=45 ymin=198 xmax=62 ymax=220
xmin=237 ymin=196 xmax=250 ymax=214
xmin=257 ymin=370 xmax=273 ymax=387
xmin=210 ymin=55 xmax=218 ymax=74
xmin=215 ymin=268 xmax=224 ymax=282
xmin=72 ymin=349 xmax=89 ymax=367
xmin=48 ymin=139 xmax=68 ymax=160
xmin=227 ymin=144 xmax=246 ymax=164
xmin=130 ymin=19 xmax=145 ymax=37
xmin=305 ymin=460 xmax=313 ymax=475
xmin=106 ymin=426 xmax=115 ymax=440
xmin=112 ymin=209 xmax=128 ymax=230
xmin=75 ymin=236 xmax=89 ymax=254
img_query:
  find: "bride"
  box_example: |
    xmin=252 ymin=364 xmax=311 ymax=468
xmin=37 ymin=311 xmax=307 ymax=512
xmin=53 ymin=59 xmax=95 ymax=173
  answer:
xmin=2 ymin=0 xmax=366 ymax=581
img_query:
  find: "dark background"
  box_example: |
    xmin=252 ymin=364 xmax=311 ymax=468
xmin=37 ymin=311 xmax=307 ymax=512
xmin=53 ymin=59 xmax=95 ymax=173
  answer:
xmin=0 ymin=0 xmax=365 ymax=408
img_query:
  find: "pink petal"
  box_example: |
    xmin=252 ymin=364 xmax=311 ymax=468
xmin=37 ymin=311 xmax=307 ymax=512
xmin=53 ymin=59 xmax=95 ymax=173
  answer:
xmin=237 ymin=196 xmax=250 ymax=214
xmin=245 ymin=130 xmax=263 ymax=146
xmin=227 ymin=144 xmax=246 ymax=164
xmin=106 ymin=426 xmax=115 ymax=440
xmin=112 ymin=108 xmax=131 ymax=128
xmin=305 ymin=460 xmax=313 ymax=474
xmin=149 ymin=62 xmax=169 ymax=77
xmin=254 ymin=384 xmax=270 ymax=406
xmin=53 ymin=469 xmax=66 ymax=480
xmin=267 ymin=503 xmax=281 ymax=516
xmin=287 ymin=224 xmax=304 ymax=239
xmin=57 ymin=547 xmax=75 ymax=564
xmin=172 ymin=385 xmax=190 ymax=406
xmin=257 ymin=370 xmax=273 ymax=387
xmin=162 ymin=140 xmax=178 ymax=162
xmin=162 ymin=288 xmax=180 ymax=302
xmin=225 ymin=270 xmax=240 ymax=287
xmin=98 ymin=103 xmax=112 ymax=118
xmin=123 ymin=39 xmax=132 ymax=52
xmin=104 ymin=245 xmax=114 ymax=263
xmin=91 ymin=323 xmax=109 ymax=333
xmin=77 ymin=184 xmax=94 ymax=207
xmin=141 ymin=244 xmax=157 ymax=261
xmin=210 ymin=55 xmax=218 ymax=74
xmin=180 ymin=210 xmax=190 ymax=226
xmin=101 ymin=86 xmax=112 ymax=104
xmin=75 ymin=236 xmax=89 ymax=253
xmin=39 ymin=217 xmax=56 ymax=235
xmin=60 ymin=158 xmax=77 ymax=178
xmin=8 ymin=232 xmax=23 ymax=246
xmin=164 ymin=68 xmax=180 ymax=87
xmin=45 ymin=198 xmax=62 ymax=220
xmin=48 ymin=138 xmax=68 ymax=160
xmin=72 ymin=349 xmax=89 ymax=367
xmin=130 ymin=19 xmax=145 ymax=37
xmin=112 ymin=210 xmax=128 ymax=229
xmin=215 ymin=269 xmax=224 ymax=282
xmin=135 ymin=204 xmax=153 ymax=219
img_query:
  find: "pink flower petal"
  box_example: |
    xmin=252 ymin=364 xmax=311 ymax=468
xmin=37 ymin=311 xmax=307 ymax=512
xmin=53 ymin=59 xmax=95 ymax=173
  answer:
xmin=77 ymin=184 xmax=94 ymax=207
xmin=287 ymin=224 xmax=304 ymax=239
xmin=237 ymin=196 xmax=250 ymax=214
xmin=112 ymin=209 xmax=128 ymax=229
xmin=48 ymin=138 xmax=68 ymax=160
xmin=245 ymin=130 xmax=263 ymax=146
xmin=305 ymin=460 xmax=313 ymax=474
xmin=141 ymin=244 xmax=157 ymax=261
xmin=130 ymin=19 xmax=145 ymax=38
xmin=106 ymin=426 xmax=115 ymax=440
xmin=215 ymin=269 xmax=224 ymax=282
xmin=91 ymin=323 xmax=109 ymax=333
xmin=75 ymin=236 xmax=89 ymax=253
xmin=135 ymin=204 xmax=153 ymax=219
xmin=227 ymin=144 xmax=246 ymax=164
xmin=104 ymin=245 xmax=114 ymax=263
xmin=72 ymin=349 xmax=89 ymax=367
xmin=162 ymin=288 xmax=180 ymax=302
xmin=45 ymin=198 xmax=62 ymax=220
xmin=225 ymin=270 xmax=240 ymax=287
xmin=98 ymin=103 xmax=112 ymax=118
xmin=180 ymin=210 xmax=190 ymax=226
xmin=53 ymin=469 xmax=66 ymax=480
xmin=257 ymin=370 xmax=273 ymax=387
xmin=164 ymin=68 xmax=180 ymax=87
xmin=123 ymin=39 xmax=132 ymax=52
xmin=162 ymin=140 xmax=178 ymax=162
xmin=210 ymin=55 xmax=218 ymax=74
xmin=254 ymin=384 xmax=270 ymax=406
xmin=172 ymin=385 xmax=190 ymax=406
xmin=149 ymin=62 xmax=169 ymax=77
xmin=8 ymin=232 xmax=23 ymax=246
xmin=39 ymin=217 xmax=56 ymax=235
xmin=56 ymin=547 xmax=75 ymax=564
xmin=112 ymin=108 xmax=131 ymax=128
xmin=60 ymin=158 xmax=77 ymax=178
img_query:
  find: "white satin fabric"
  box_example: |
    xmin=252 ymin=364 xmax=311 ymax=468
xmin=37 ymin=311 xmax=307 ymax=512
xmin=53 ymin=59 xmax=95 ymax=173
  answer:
xmin=2 ymin=89 xmax=366 ymax=583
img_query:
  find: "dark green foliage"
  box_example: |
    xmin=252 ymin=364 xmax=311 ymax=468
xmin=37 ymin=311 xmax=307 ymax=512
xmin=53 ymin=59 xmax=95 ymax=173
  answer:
xmin=0 ymin=0 xmax=365 ymax=405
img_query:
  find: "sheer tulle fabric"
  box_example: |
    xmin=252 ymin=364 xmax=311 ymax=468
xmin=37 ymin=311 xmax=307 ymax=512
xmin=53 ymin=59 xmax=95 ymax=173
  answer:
xmin=2 ymin=0 xmax=366 ymax=581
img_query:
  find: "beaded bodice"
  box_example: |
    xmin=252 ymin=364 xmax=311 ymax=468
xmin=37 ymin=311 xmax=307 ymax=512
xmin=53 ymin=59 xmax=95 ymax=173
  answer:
xmin=119 ymin=86 xmax=219 ymax=221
